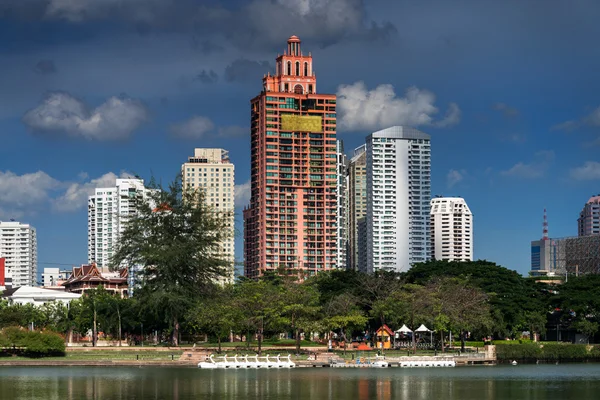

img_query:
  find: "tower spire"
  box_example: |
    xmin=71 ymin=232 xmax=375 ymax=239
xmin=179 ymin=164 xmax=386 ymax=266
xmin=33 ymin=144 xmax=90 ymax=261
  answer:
xmin=542 ymin=208 xmax=549 ymax=240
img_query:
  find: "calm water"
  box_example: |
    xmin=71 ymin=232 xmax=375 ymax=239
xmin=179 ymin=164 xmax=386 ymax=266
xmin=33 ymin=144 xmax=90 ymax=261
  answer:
xmin=1 ymin=365 xmax=600 ymax=399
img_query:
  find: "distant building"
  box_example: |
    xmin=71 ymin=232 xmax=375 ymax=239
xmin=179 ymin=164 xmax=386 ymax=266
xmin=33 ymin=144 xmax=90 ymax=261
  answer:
xmin=430 ymin=197 xmax=473 ymax=261
xmin=347 ymin=145 xmax=367 ymax=271
xmin=88 ymin=178 xmax=153 ymax=290
xmin=42 ymin=267 xmax=70 ymax=289
xmin=336 ymin=140 xmax=348 ymax=269
xmin=62 ymin=263 xmax=128 ymax=297
xmin=0 ymin=221 xmax=37 ymax=287
xmin=365 ymin=126 xmax=431 ymax=273
xmin=531 ymin=235 xmax=600 ymax=276
xmin=578 ymin=195 xmax=600 ymax=236
xmin=0 ymin=257 xmax=12 ymax=291
xmin=181 ymin=148 xmax=235 ymax=283
xmin=2 ymin=286 xmax=81 ymax=307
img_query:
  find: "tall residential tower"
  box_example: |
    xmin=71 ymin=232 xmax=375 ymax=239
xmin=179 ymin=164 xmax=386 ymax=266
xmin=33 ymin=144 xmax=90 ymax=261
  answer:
xmin=365 ymin=126 xmax=431 ymax=273
xmin=430 ymin=197 xmax=473 ymax=261
xmin=88 ymin=178 xmax=151 ymax=272
xmin=244 ymin=36 xmax=338 ymax=279
xmin=578 ymin=195 xmax=600 ymax=237
xmin=182 ymin=148 xmax=235 ymax=283
xmin=0 ymin=221 xmax=37 ymax=287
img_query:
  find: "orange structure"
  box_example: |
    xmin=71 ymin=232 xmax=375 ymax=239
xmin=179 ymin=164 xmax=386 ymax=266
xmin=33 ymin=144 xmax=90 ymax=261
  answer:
xmin=244 ymin=36 xmax=338 ymax=279
xmin=375 ymin=325 xmax=394 ymax=349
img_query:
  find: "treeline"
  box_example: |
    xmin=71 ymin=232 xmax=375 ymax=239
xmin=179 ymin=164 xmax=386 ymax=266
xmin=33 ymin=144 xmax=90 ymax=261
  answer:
xmin=3 ymin=260 xmax=599 ymax=354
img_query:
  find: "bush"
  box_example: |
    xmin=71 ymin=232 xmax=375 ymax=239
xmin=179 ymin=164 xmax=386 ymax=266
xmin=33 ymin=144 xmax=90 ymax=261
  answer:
xmin=496 ymin=343 xmax=542 ymax=360
xmin=496 ymin=343 xmax=594 ymax=361
xmin=0 ymin=327 xmax=65 ymax=358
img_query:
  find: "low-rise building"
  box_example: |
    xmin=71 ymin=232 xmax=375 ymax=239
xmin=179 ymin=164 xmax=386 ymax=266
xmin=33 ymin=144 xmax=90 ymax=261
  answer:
xmin=2 ymin=286 xmax=81 ymax=306
xmin=62 ymin=263 xmax=128 ymax=297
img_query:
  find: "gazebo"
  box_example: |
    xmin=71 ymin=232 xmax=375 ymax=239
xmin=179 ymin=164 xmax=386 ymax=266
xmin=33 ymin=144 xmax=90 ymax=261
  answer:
xmin=415 ymin=324 xmax=433 ymax=345
xmin=375 ymin=325 xmax=394 ymax=349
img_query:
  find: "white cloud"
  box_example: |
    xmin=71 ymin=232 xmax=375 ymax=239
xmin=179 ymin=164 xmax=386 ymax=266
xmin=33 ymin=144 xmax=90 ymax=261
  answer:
xmin=553 ymin=106 xmax=600 ymax=132
xmin=22 ymin=92 xmax=149 ymax=140
xmin=336 ymin=81 xmax=461 ymax=132
xmin=0 ymin=170 xmax=134 ymax=217
xmin=500 ymin=150 xmax=554 ymax=179
xmin=570 ymin=162 xmax=600 ymax=181
xmin=447 ymin=169 xmax=465 ymax=188
xmin=170 ymin=115 xmax=247 ymax=139
xmin=0 ymin=171 xmax=61 ymax=218
xmin=234 ymin=179 xmax=251 ymax=208
xmin=52 ymin=171 xmax=134 ymax=212
xmin=492 ymin=102 xmax=519 ymax=118
xmin=170 ymin=116 xmax=215 ymax=139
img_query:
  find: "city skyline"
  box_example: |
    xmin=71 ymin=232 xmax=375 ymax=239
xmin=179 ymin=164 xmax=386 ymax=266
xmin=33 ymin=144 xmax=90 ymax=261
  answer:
xmin=2 ymin=1 xmax=600 ymax=276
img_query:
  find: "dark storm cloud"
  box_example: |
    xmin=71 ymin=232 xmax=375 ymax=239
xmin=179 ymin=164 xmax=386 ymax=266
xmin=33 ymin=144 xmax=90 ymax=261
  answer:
xmin=197 ymin=69 xmax=218 ymax=84
xmin=34 ymin=59 xmax=57 ymax=74
xmin=0 ymin=0 xmax=396 ymax=50
xmin=224 ymin=59 xmax=274 ymax=83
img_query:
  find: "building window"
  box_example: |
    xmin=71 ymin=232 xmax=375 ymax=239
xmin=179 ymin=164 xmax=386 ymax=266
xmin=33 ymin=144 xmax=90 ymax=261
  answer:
xmin=284 ymin=83 xmax=289 ymax=92
xmin=294 ymin=84 xmax=303 ymax=94
xmin=295 ymin=61 xmax=300 ymax=76
xmin=304 ymin=62 xmax=308 ymax=76
xmin=287 ymin=61 xmax=291 ymax=75
xmin=308 ymin=84 xmax=313 ymax=94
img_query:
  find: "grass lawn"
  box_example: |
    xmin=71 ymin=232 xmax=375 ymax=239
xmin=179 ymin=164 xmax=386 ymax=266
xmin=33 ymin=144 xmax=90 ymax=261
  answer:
xmin=0 ymin=350 xmax=184 ymax=361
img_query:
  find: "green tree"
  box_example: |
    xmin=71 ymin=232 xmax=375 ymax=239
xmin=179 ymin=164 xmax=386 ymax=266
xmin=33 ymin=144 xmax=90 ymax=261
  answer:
xmin=322 ymin=293 xmax=367 ymax=354
xmin=430 ymin=277 xmax=492 ymax=351
xmin=111 ymin=176 xmax=233 ymax=345
xmin=395 ymin=284 xmax=433 ymax=353
xmin=191 ymin=285 xmax=240 ymax=353
xmin=280 ymin=281 xmax=321 ymax=354
xmin=573 ymin=320 xmax=599 ymax=344
xmin=234 ymin=279 xmax=281 ymax=355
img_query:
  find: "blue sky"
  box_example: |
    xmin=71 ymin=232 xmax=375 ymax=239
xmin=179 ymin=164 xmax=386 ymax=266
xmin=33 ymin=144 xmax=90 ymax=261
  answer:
xmin=1 ymin=0 xmax=600 ymax=277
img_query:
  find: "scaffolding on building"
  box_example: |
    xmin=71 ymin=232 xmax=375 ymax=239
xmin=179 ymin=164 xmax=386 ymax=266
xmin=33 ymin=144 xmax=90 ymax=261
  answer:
xmin=549 ymin=235 xmax=600 ymax=275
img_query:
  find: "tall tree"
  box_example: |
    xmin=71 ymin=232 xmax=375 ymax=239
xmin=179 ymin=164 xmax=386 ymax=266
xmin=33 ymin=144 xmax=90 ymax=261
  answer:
xmin=234 ymin=279 xmax=281 ymax=355
xmin=395 ymin=284 xmax=433 ymax=353
xmin=111 ymin=176 xmax=233 ymax=345
xmin=191 ymin=285 xmax=240 ymax=353
xmin=280 ymin=281 xmax=321 ymax=354
xmin=322 ymin=293 xmax=367 ymax=354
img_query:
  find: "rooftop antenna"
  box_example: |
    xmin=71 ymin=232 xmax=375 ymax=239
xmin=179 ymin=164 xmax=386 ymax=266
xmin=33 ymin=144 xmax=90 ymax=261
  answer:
xmin=542 ymin=208 xmax=549 ymax=240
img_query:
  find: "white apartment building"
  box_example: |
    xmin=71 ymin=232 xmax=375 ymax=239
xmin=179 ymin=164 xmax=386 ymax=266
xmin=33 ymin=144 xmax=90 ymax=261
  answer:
xmin=336 ymin=140 xmax=348 ymax=269
xmin=430 ymin=197 xmax=473 ymax=261
xmin=366 ymin=126 xmax=431 ymax=273
xmin=88 ymin=178 xmax=152 ymax=276
xmin=0 ymin=221 xmax=37 ymax=287
xmin=182 ymin=148 xmax=235 ymax=283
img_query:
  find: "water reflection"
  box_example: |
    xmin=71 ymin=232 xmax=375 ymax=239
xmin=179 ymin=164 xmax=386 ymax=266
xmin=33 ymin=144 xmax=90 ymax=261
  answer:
xmin=1 ymin=365 xmax=600 ymax=399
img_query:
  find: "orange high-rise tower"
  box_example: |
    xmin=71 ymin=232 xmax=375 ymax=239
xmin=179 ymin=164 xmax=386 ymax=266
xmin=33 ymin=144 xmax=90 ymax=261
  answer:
xmin=244 ymin=36 xmax=338 ymax=279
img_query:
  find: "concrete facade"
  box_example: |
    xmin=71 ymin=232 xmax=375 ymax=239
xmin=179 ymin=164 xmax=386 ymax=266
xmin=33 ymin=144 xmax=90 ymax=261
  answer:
xmin=365 ymin=126 xmax=431 ymax=273
xmin=244 ymin=36 xmax=338 ymax=279
xmin=0 ymin=221 xmax=37 ymax=287
xmin=430 ymin=197 xmax=473 ymax=261
xmin=182 ymin=148 xmax=235 ymax=283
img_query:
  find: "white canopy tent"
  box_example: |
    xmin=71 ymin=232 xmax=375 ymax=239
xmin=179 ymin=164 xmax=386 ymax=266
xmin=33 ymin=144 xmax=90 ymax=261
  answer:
xmin=395 ymin=324 xmax=412 ymax=339
xmin=415 ymin=324 xmax=433 ymax=344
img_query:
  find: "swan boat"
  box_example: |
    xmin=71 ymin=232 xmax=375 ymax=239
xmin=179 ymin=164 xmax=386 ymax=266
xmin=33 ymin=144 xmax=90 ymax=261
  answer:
xmin=198 ymin=354 xmax=296 ymax=369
